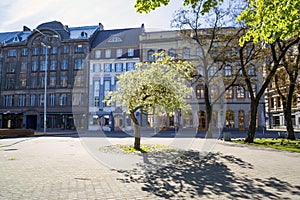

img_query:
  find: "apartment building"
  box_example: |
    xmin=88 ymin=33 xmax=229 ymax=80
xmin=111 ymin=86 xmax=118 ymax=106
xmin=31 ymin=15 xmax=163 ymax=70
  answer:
xmin=139 ymin=29 xmax=266 ymax=131
xmin=88 ymin=26 xmax=143 ymax=131
xmin=0 ymin=21 xmax=102 ymax=130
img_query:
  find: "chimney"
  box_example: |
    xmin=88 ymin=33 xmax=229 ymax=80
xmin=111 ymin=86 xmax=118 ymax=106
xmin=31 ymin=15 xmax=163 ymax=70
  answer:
xmin=98 ymin=23 xmax=104 ymax=30
xmin=23 ymin=26 xmax=31 ymax=31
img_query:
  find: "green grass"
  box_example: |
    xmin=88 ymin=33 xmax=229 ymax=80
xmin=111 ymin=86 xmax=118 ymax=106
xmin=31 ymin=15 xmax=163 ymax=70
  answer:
xmin=122 ymin=144 xmax=170 ymax=153
xmin=232 ymin=138 xmax=300 ymax=153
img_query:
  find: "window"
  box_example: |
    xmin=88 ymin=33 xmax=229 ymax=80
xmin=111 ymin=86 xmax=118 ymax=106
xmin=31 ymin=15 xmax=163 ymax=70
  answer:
xmin=20 ymin=78 xmax=26 ymax=87
xmin=94 ymin=81 xmax=100 ymax=97
xmin=105 ymin=49 xmax=111 ymax=58
xmin=224 ymin=65 xmax=232 ymax=76
xmin=61 ymin=59 xmax=68 ymax=70
xmin=126 ymin=62 xmax=135 ymax=71
xmin=93 ymin=64 xmax=101 ymax=72
xmin=62 ymin=45 xmax=69 ymax=53
xmin=40 ymin=60 xmax=47 ymax=71
xmin=38 ymin=94 xmax=44 ymax=106
xmin=32 ymin=61 xmax=38 ymax=71
xmin=197 ymin=67 xmax=204 ymax=76
xmin=226 ymin=87 xmax=234 ymax=99
xmin=116 ymin=49 xmax=123 ymax=57
xmin=30 ymin=95 xmax=36 ymax=106
xmin=75 ymin=76 xmax=83 ymax=87
xmin=4 ymin=95 xmax=13 ymax=107
xmin=51 ymin=46 xmax=58 ymax=54
xmin=33 ymin=47 xmax=39 ymax=55
xmin=237 ymin=86 xmax=245 ymax=99
xmin=249 ymin=84 xmax=257 ymax=98
xmin=8 ymin=49 xmax=16 ymax=57
xmin=31 ymin=77 xmax=37 ymax=88
xmin=74 ymin=59 xmax=83 ymax=69
xmin=73 ymin=93 xmax=83 ymax=106
xmin=196 ymin=48 xmax=203 ymax=57
xmin=61 ymin=76 xmax=68 ymax=87
xmin=247 ymin=64 xmax=256 ymax=76
xmin=128 ymin=49 xmax=134 ymax=57
xmin=196 ymin=84 xmax=205 ymax=99
xmin=21 ymin=62 xmax=27 ymax=72
xmin=50 ymin=60 xmax=57 ymax=71
xmin=148 ymin=50 xmax=155 ymax=61
xmin=210 ymin=85 xmax=218 ymax=99
xmin=104 ymin=63 xmax=111 ymax=72
xmin=108 ymin=36 xmax=122 ymax=42
xmin=104 ymin=80 xmax=111 ymax=100
xmin=40 ymin=77 xmax=46 ymax=88
xmin=6 ymin=79 xmax=14 ymax=89
xmin=183 ymin=48 xmax=190 ymax=59
xmin=236 ymin=65 xmax=243 ymax=75
xmin=169 ymin=49 xmax=176 ymax=58
xmin=41 ymin=47 xmax=48 ymax=55
xmin=18 ymin=95 xmax=26 ymax=106
xmin=7 ymin=63 xmax=15 ymax=73
xmin=209 ymin=66 xmax=217 ymax=77
xmin=115 ymin=63 xmax=123 ymax=72
xmin=21 ymin=48 xmax=28 ymax=56
xmin=50 ymin=94 xmax=55 ymax=106
xmin=95 ymin=50 xmax=101 ymax=58
xmin=94 ymin=97 xmax=100 ymax=107
xmin=59 ymin=94 xmax=67 ymax=106
xmin=75 ymin=44 xmax=84 ymax=53
xmin=50 ymin=77 xmax=56 ymax=87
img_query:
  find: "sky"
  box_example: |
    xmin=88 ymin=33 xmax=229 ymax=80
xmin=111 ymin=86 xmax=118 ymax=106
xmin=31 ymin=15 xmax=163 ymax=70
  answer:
xmin=0 ymin=0 xmax=184 ymax=32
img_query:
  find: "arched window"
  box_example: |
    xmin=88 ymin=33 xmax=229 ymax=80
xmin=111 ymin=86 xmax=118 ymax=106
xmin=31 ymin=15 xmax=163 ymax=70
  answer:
xmin=147 ymin=50 xmax=155 ymax=61
xmin=157 ymin=49 xmax=165 ymax=58
xmin=225 ymin=87 xmax=234 ymax=99
xmin=226 ymin=110 xmax=234 ymax=128
xmin=238 ymin=110 xmax=245 ymax=130
xmin=168 ymin=49 xmax=176 ymax=58
xmin=196 ymin=84 xmax=205 ymax=99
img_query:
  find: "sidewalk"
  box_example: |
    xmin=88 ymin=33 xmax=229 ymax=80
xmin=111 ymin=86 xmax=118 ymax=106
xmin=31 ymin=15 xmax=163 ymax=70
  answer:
xmin=0 ymin=132 xmax=299 ymax=199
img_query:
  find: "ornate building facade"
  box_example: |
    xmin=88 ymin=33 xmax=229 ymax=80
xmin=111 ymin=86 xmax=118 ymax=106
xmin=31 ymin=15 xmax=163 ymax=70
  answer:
xmin=0 ymin=21 xmax=102 ymax=130
xmin=139 ymin=29 xmax=266 ymax=131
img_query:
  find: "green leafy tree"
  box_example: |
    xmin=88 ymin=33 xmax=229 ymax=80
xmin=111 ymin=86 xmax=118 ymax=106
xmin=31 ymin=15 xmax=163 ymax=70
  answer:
xmin=135 ymin=0 xmax=222 ymax=14
xmin=104 ymin=54 xmax=194 ymax=149
xmin=237 ymin=0 xmax=300 ymax=142
xmin=273 ymin=42 xmax=300 ymax=140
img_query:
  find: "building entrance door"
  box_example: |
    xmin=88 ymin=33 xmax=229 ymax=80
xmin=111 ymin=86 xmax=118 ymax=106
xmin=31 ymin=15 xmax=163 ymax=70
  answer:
xmin=198 ymin=111 xmax=207 ymax=130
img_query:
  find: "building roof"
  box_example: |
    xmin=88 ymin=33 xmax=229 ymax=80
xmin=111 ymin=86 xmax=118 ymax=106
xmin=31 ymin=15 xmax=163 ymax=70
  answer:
xmin=0 ymin=20 xmax=101 ymax=45
xmin=91 ymin=27 xmax=142 ymax=49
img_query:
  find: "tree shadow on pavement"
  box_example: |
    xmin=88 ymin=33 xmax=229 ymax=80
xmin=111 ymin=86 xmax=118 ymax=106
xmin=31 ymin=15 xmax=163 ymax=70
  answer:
xmin=114 ymin=150 xmax=300 ymax=199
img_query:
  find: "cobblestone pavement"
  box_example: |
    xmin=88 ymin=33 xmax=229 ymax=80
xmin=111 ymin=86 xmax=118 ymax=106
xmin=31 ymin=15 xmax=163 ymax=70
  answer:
xmin=0 ymin=132 xmax=300 ymax=199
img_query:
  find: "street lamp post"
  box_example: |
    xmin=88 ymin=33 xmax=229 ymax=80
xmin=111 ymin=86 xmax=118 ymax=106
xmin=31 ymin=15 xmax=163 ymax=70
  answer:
xmin=41 ymin=43 xmax=51 ymax=135
xmin=34 ymin=29 xmax=58 ymax=135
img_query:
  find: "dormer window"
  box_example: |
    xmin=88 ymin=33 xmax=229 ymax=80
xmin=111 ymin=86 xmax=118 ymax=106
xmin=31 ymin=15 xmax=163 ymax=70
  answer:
xmin=13 ymin=36 xmax=20 ymax=42
xmin=80 ymin=32 xmax=88 ymax=38
xmin=108 ymin=36 xmax=122 ymax=42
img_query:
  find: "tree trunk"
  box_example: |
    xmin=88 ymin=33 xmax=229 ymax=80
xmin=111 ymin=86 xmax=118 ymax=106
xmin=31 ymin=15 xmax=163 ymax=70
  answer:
xmin=245 ymin=100 xmax=258 ymax=143
xmin=204 ymin=83 xmax=213 ymax=138
xmin=286 ymin=83 xmax=296 ymax=140
xmin=130 ymin=111 xmax=141 ymax=149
